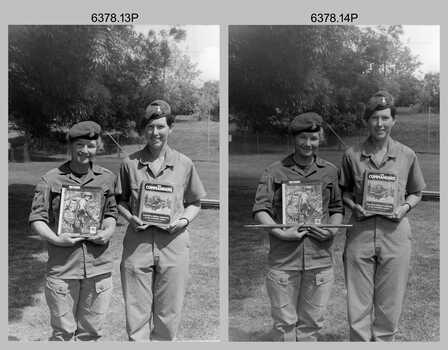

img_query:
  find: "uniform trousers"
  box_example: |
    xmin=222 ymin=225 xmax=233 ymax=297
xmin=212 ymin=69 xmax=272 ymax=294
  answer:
xmin=266 ymin=266 xmax=334 ymax=341
xmin=344 ymin=216 xmax=412 ymax=341
xmin=44 ymin=273 xmax=113 ymax=341
xmin=120 ymin=227 xmax=190 ymax=341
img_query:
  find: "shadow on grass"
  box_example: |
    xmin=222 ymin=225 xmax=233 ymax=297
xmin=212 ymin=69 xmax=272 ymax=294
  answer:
xmin=9 ymin=184 xmax=47 ymax=322
xmin=229 ymin=327 xmax=347 ymax=342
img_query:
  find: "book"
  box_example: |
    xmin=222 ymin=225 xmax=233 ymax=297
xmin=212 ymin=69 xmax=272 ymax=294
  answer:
xmin=362 ymin=171 xmax=398 ymax=216
xmin=282 ymin=180 xmax=323 ymax=225
xmin=57 ymin=185 xmax=104 ymax=237
xmin=138 ymin=182 xmax=174 ymax=229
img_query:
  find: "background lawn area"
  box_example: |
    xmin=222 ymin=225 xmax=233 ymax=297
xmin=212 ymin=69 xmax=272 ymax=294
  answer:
xmin=229 ymin=113 xmax=439 ymax=341
xmin=230 ymin=112 xmax=439 ymax=157
xmin=8 ymin=119 xmax=220 ymax=341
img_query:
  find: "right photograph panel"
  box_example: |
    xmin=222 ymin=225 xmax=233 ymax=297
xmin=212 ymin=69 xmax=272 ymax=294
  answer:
xmin=228 ymin=25 xmax=440 ymax=342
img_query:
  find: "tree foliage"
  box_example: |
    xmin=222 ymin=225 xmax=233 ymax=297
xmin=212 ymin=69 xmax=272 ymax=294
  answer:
xmin=9 ymin=25 xmax=204 ymax=140
xmin=197 ymin=80 xmax=219 ymax=120
xmin=419 ymin=73 xmax=439 ymax=111
xmin=229 ymin=25 xmax=433 ymax=134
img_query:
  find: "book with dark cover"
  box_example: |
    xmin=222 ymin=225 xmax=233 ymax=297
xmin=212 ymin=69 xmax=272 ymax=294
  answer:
xmin=362 ymin=171 xmax=399 ymax=216
xmin=138 ymin=182 xmax=174 ymax=229
xmin=282 ymin=180 xmax=323 ymax=225
xmin=57 ymin=185 xmax=104 ymax=237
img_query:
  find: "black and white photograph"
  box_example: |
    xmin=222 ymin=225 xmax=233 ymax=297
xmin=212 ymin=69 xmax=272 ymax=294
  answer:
xmin=229 ymin=25 xmax=439 ymax=341
xmin=8 ymin=24 xmax=220 ymax=341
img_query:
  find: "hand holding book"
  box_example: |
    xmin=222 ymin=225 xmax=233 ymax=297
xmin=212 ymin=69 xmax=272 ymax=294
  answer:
xmin=351 ymin=203 xmax=374 ymax=221
xmin=306 ymin=225 xmax=335 ymax=241
xmin=275 ymin=226 xmax=307 ymax=241
xmin=389 ymin=203 xmax=410 ymax=222
xmin=54 ymin=232 xmax=84 ymax=247
xmin=128 ymin=215 xmax=150 ymax=231
xmin=166 ymin=218 xmax=189 ymax=234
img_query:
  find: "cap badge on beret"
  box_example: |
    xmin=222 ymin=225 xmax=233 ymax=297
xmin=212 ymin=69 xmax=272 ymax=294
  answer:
xmin=380 ymin=97 xmax=386 ymax=106
xmin=156 ymin=106 xmax=162 ymax=114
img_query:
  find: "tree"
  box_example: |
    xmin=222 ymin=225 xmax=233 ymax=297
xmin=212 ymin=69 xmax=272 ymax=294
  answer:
xmin=197 ymin=80 xmax=219 ymax=120
xmin=229 ymin=25 xmax=423 ymax=134
xmin=9 ymin=24 xmax=196 ymax=149
xmin=163 ymin=46 xmax=201 ymax=115
xmin=419 ymin=73 xmax=439 ymax=111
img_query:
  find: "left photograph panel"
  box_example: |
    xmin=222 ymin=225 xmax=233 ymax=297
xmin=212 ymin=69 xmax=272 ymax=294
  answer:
xmin=8 ymin=24 xmax=220 ymax=341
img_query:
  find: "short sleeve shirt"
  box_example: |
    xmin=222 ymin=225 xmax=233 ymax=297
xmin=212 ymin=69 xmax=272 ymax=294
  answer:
xmin=116 ymin=145 xmax=207 ymax=223
xmin=339 ymin=137 xmax=426 ymax=205
xmin=252 ymin=154 xmax=344 ymax=270
xmin=29 ymin=162 xmax=118 ymax=279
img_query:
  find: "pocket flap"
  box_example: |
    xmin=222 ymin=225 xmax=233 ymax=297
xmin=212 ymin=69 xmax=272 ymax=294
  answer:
xmin=95 ymin=276 xmax=113 ymax=294
xmin=46 ymin=278 xmax=68 ymax=295
xmin=315 ymin=268 xmax=334 ymax=286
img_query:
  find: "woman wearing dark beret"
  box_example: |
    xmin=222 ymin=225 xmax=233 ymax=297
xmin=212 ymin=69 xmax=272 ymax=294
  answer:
xmin=253 ymin=112 xmax=344 ymax=341
xmin=116 ymin=100 xmax=207 ymax=341
xmin=339 ymin=91 xmax=426 ymax=341
xmin=29 ymin=121 xmax=118 ymax=341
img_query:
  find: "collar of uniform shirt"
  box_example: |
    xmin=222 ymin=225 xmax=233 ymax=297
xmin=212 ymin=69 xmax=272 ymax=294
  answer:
xmin=282 ymin=153 xmax=326 ymax=168
xmin=360 ymin=137 xmax=398 ymax=159
xmin=58 ymin=161 xmax=104 ymax=175
xmin=138 ymin=145 xmax=176 ymax=168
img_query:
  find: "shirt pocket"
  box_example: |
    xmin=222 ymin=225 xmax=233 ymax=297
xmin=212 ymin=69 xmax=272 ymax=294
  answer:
xmin=45 ymin=277 xmax=70 ymax=317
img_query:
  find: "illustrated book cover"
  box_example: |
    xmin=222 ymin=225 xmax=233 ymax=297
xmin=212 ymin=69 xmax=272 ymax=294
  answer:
xmin=57 ymin=185 xmax=104 ymax=237
xmin=138 ymin=182 xmax=174 ymax=229
xmin=362 ymin=171 xmax=399 ymax=216
xmin=282 ymin=180 xmax=323 ymax=225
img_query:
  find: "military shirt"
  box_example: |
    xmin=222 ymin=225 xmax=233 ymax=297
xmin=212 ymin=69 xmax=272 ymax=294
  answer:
xmin=339 ymin=137 xmax=426 ymax=205
xmin=253 ymin=154 xmax=344 ymax=270
xmin=29 ymin=162 xmax=118 ymax=279
xmin=116 ymin=145 xmax=206 ymax=227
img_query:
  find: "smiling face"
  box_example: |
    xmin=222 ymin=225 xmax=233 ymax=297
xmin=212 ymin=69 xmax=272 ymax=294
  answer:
xmin=293 ymin=131 xmax=321 ymax=159
xmin=367 ymin=108 xmax=396 ymax=142
xmin=144 ymin=116 xmax=172 ymax=152
xmin=69 ymin=139 xmax=98 ymax=166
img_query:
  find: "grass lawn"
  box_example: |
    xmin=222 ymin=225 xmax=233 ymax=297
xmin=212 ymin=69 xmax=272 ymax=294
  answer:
xmin=230 ymin=112 xmax=439 ymax=156
xmin=8 ymin=119 xmax=219 ymax=341
xmin=229 ymin=149 xmax=439 ymax=341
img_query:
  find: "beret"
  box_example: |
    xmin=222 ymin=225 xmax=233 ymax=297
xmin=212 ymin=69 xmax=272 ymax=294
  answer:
xmin=140 ymin=100 xmax=172 ymax=130
xmin=289 ymin=112 xmax=323 ymax=134
xmin=145 ymin=100 xmax=171 ymax=119
xmin=364 ymin=90 xmax=395 ymax=119
xmin=68 ymin=121 xmax=101 ymax=141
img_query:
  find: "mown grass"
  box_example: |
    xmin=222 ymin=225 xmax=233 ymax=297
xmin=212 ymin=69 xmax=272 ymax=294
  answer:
xmin=230 ymin=112 xmax=440 ymax=156
xmin=8 ymin=119 xmax=219 ymax=341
